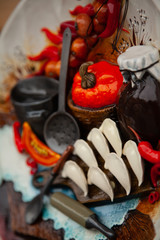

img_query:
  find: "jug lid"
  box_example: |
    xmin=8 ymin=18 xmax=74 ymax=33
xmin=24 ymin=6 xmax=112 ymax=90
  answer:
xmin=117 ymin=45 xmax=160 ymax=80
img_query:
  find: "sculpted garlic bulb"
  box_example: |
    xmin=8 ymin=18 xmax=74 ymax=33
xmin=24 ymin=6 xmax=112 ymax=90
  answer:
xmin=123 ymin=140 xmax=144 ymax=186
xmin=62 ymin=160 xmax=88 ymax=197
xmin=88 ymin=167 xmax=114 ymax=201
xmin=104 ymin=153 xmax=131 ymax=195
xmin=99 ymin=118 xmax=122 ymax=157
xmin=87 ymin=128 xmax=110 ymax=159
xmin=74 ymin=139 xmax=98 ymax=167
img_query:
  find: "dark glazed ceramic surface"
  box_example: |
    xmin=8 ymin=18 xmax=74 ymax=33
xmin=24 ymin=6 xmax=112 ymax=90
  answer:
xmin=11 ymin=76 xmax=59 ymax=139
xmin=117 ymin=71 xmax=160 ymax=146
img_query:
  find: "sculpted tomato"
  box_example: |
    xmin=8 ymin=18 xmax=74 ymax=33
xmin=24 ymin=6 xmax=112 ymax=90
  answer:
xmin=75 ymin=13 xmax=92 ymax=37
xmin=72 ymin=61 xmax=123 ymax=108
xmin=71 ymin=38 xmax=88 ymax=60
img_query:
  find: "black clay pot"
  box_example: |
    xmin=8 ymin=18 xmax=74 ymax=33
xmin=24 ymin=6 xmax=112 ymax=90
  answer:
xmin=11 ymin=76 xmax=59 ymax=139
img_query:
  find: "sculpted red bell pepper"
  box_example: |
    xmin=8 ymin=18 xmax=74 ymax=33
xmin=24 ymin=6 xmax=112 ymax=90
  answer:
xmin=22 ymin=122 xmax=60 ymax=167
xmin=99 ymin=0 xmax=121 ymax=38
xmin=72 ymin=61 xmax=123 ymax=108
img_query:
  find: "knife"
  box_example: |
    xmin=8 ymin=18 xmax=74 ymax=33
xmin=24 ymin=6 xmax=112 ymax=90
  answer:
xmin=50 ymin=192 xmax=116 ymax=240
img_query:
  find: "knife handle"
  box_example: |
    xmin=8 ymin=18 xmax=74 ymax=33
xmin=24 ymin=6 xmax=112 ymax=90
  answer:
xmin=50 ymin=192 xmax=116 ymax=240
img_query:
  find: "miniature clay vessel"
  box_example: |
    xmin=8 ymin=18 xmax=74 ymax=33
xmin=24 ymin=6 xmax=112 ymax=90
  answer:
xmin=117 ymin=45 xmax=160 ymax=146
xmin=67 ymin=93 xmax=116 ymax=136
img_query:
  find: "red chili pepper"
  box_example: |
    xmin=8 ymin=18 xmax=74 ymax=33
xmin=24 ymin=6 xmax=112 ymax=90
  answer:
xmin=99 ymin=0 xmax=121 ymax=38
xmin=69 ymin=4 xmax=94 ymax=16
xmin=150 ymin=163 xmax=160 ymax=187
xmin=27 ymin=46 xmax=60 ymax=61
xmin=138 ymin=141 xmax=160 ymax=164
xmin=148 ymin=191 xmax=160 ymax=204
xmin=157 ymin=140 xmax=160 ymax=151
xmin=59 ymin=20 xmax=77 ymax=39
xmin=41 ymin=28 xmax=63 ymax=44
xmin=128 ymin=126 xmax=141 ymax=143
xmin=13 ymin=121 xmax=24 ymax=153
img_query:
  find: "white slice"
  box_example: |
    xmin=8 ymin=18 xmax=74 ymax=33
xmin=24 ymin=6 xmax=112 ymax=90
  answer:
xmin=87 ymin=128 xmax=110 ymax=159
xmin=62 ymin=160 xmax=88 ymax=197
xmin=88 ymin=167 xmax=114 ymax=201
xmin=99 ymin=118 xmax=122 ymax=157
xmin=73 ymin=139 xmax=98 ymax=167
xmin=123 ymin=140 xmax=144 ymax=186
xmin=104 ymin=153 xmax=131 ymax=195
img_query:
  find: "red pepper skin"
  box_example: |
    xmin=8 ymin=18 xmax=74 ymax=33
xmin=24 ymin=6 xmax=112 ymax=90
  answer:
xmin=99 ymin=0 xmax=121 ymax=38
xmin=69 ymin=4 xmax=95 ymax=17
xmin=41 ymin=28 xmax=63 ymax=44
xmin=26 ymin=157 xmax=38 ymax=175
xmin=26 ymin=157 xmax=37 ymax=168
xmin=13 ymin=121 xmax=24 ymax=153
xmin=148 ymin=191 xmax=160 ymax=204
xmin=60 ymin=21 xmax=77 ymax=39
xmin=27 ymin=46 xmax=60 ymax=61
xmin=138 ymin=141 xmax=160 ymax=164
xmin=22 ymin=122 xmax=60 ymax=167
xmin=157 ymin=140 xmax=160 ymax=151
xmin=72 ymin=61 xmax=123 ymax=108
xmin=150 ymin=163 xmax=160 ymax=187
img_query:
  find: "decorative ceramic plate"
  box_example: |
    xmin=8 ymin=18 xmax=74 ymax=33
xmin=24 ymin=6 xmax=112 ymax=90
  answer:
xmin=0 ymin=1 xmax=160 ymax=240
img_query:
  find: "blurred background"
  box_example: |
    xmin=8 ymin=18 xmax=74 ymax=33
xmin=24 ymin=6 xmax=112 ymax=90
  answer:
xmin=0 ymin=0 xmax=20 ymax=32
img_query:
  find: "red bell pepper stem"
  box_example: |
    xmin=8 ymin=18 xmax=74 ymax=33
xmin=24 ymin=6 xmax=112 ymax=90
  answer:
xmin=148 ymin=191 xmax=160 ymax=204
xmin=13 ymin=121 xmax=24 ymax=153
xmin=27 ymin=46 xmax=60 ymax=61
xmin=138 ymin=141 xmax=160 ymax=164
xmin=99 ymin=0 xmax=121 ymax=38
xmin=69 ymin=4 xmax=94 ymax=16
xmin=150 ymin=163 xmax=160 ymax=187
xmin=41 ymin=28 xmax=63 ymax=44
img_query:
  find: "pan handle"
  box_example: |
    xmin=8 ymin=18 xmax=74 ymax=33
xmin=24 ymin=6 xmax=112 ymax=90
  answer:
xmin=32 ymin=169 xmax=52 ymax=188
